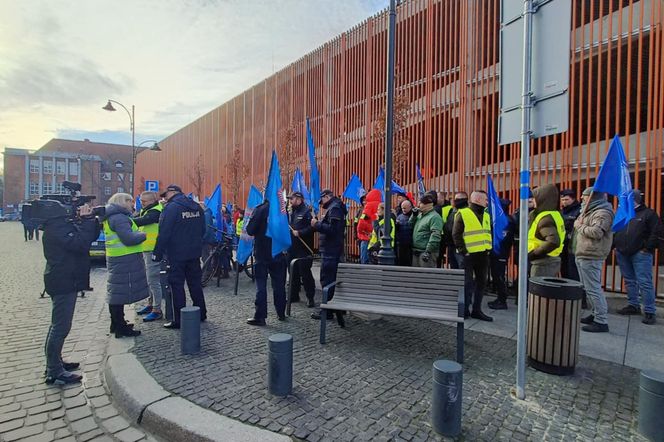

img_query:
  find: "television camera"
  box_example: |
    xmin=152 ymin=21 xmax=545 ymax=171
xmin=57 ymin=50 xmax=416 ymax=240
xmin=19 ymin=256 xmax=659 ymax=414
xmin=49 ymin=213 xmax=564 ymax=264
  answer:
xmin=22 ymin=181 xmax=105 ymax=225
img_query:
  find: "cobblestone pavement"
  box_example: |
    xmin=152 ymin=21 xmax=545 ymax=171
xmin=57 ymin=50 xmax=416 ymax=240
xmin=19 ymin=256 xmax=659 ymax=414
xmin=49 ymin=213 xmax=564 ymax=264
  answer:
xmin=0 ymin=223 xmax=155 ymax=442
xmin=133 ymin=260 xmax=647 ymax=441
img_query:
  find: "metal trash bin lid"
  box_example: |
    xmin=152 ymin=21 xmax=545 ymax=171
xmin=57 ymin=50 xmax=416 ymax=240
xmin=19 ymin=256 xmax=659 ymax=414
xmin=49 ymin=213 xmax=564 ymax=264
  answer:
xmin=529 ymin=276 xmax=584 ymax=300
xmin=641 ymin=370 xmax=664 ymax=395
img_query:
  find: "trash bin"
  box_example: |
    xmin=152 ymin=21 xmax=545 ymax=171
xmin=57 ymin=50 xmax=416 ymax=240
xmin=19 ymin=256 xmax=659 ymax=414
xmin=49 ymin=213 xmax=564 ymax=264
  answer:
xmin=527 ymin=276 xmax=584 ymax=375
xmin=639 ymin=370 xmax=664 ymax=442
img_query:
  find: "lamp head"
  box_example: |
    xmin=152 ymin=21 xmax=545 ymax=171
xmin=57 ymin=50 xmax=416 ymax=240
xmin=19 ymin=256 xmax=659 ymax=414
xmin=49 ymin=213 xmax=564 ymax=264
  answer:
xmin=102 ymin=100 xmax=116 ymax=112
xmin=150 ymin=143 xmax=162 ymax=152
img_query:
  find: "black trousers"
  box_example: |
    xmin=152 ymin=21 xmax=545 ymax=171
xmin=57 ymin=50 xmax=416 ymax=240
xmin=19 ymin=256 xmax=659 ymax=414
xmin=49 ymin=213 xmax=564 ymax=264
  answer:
xmin=254 ymin=254 xmax=287 ymax=319
xmin=490 ymin=256 xmax=508 ymax=302
xmin=397 ymin=244 xmax=412 ymax=266
xmin=108 ymin=304 xmax=127 ymax=331
xmin=168 ymin=258 xmax=207 ymax=325
xmin=463 ymin=252 xmax=489 ymax=314
xmin=320 ymin=254 xmax=341 ymax=302
xmin=288 ymin=254 xmax=315 ymax=301
xmin=447 ymin=245 xmax=460 ymax=269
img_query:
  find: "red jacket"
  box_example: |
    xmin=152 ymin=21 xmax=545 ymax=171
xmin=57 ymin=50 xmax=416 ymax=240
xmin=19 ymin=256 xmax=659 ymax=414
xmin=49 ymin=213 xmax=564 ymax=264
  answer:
xmin=357 ymin=189 xmax=382 ymax=241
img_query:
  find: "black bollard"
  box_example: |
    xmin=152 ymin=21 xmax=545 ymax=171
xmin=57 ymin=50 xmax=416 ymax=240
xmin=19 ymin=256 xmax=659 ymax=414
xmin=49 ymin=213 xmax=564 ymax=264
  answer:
xmin=639 ymin=370 xmax=664 ymax=442
xmin=268 ymin=333 xmax=293 ymax=396
xmin=160 ymin=261 xmax=173 ymax=322
xmin=431 ymin=359 xmax=462 ymax=437
xmin=181 ymin=306 xmax=201 ymax=355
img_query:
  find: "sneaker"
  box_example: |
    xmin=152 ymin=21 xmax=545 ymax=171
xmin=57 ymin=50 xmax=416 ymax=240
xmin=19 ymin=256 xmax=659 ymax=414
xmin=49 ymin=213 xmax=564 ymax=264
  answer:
xmin=582 ymin=321 xmax=609 ymax=333
xmin=580 ymin=314 xmax=595 ymax=325
xmin=43 ymin=362 xmax=80 ymax=377
xmin=45 ymin=371 xmax=82 ymax=385
xmin=642 ymin=313 xmax=656 ymax=325
xmin=246 ymin=318 xmax=266 ymax=326
xmin=143 ymin=311 xmax=163 ymax=322
xmin=136 ymin=305 xmax=153 ymax=315
xmin=488 ymin=300 xmax=508 ymax=310
xmin=617 ymin=305 xmax=641 ymax=315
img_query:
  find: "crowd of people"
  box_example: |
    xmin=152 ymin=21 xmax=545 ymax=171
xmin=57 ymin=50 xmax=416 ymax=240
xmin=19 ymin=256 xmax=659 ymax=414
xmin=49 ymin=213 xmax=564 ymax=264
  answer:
xmin=39 ymin=180 xmax=661 ymax=385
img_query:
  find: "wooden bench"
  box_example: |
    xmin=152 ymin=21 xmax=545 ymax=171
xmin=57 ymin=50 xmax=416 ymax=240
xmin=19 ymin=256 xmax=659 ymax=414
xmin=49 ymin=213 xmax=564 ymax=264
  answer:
xmin=319 ymin=263 xmax=466 ymax=363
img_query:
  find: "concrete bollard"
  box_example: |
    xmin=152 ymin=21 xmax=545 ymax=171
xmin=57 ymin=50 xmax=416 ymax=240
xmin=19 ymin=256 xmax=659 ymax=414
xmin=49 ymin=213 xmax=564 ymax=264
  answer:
xmin=431 ymin=359 xmax=462 ymax=437
xmin=639 ymin=370 xmax=664 ymax=442
xmin=181 ymin=307 xmax=201 ymax=355
xmin=268 ymin=333 xmax=293 ymax=396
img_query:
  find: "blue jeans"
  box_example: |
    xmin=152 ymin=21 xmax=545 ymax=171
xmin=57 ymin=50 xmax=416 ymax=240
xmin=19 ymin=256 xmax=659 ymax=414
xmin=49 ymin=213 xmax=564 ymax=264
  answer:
xmin=617 ymin=251 xmax=656 ymax=314
xmin=359 ymin=241 xmax=370 ymax=264
xmin=253 ymin=254 xmax=287 ymax=319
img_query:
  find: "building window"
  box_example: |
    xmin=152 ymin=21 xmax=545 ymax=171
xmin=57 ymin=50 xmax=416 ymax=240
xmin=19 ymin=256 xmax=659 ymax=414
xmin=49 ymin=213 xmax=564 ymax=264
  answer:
xmin=29 ymin=182 xmax=39 ymax=195
xmin=43 ymin=160 xmax=53 ymax=174
xmin=117 ymin=187 xmax=124 ymax=193
xmin=56 ymin=161 xmax=66 ymax=175
xmin=118 ymin=173 xmax=124 ymax=182
xmin=42 ymin=182 xmax=53 ymax=194
xmin=101 ymin=172 xmax=112 ymax=181
xmin=69 ymin=162 xmax=78 ymax=176
xmin=115 ymin=160 xmax=124 ymax=169
xmin=29 ymin=160 xmax=39 ymax=173
xmin=104 ymin=187 xmax=112 ymax=196
xmin=56 ymin=182 xmax=65 ymax=194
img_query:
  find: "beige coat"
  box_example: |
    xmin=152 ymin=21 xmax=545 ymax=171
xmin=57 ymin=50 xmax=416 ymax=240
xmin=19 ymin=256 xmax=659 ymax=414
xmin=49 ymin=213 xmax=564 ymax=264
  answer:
xmin=572 ymin=200 xmax=614 ymax=259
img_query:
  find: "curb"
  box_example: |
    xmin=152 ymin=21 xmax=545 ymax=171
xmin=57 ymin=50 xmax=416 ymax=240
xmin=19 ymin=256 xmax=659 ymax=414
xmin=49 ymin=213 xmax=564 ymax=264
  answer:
xmin=103 ymin=336 xmax=290 ymax=442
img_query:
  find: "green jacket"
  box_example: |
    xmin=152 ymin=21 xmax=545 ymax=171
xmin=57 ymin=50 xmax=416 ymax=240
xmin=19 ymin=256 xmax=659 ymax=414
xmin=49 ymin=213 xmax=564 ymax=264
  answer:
xmin=411 ymin=208 xmax=443 ymax=253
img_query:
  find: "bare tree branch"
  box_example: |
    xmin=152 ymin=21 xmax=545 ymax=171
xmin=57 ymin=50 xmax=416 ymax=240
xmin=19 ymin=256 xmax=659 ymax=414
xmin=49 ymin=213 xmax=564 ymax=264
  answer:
xmin=224 ymin=146 xmax=250 ymax=205
xmin=277 ymin=123 xmax=298 ymax=190
xmin=372 ymin=93 xmax=411 ymax=182
xmin=187 ymin=154 xmax=207 ymax=200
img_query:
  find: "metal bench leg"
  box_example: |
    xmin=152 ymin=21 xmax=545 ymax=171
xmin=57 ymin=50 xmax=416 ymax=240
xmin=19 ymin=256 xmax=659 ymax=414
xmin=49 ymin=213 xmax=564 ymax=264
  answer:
xmin=320 ymin=308 xmax=327 ymax=344
xmin=456 ymin=322 xmax=464 ymax=364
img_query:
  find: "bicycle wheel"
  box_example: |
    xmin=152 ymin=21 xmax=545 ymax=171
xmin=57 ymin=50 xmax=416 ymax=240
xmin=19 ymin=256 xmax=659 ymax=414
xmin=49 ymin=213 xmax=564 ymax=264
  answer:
xmin=201 ymin=254 xmax=219 ymax=287
xmin=243 ymin=255 xmax=254 ymax=280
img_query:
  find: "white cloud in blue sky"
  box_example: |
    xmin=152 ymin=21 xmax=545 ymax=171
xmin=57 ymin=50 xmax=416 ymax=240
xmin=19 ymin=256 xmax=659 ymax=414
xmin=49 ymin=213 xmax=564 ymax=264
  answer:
xmin=0 ymin=0 xmax=386 ymax=154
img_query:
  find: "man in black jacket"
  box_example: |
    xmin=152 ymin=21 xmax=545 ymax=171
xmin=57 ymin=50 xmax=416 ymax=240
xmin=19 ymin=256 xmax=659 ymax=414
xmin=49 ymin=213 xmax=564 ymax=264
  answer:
xmin=42 ymin=205 xmax=98 ymax=385
xmin=245 ymin=200 xmax=287 ymax=325
xmin=153 ymin=185 xmax=207 ymax=329
xmin=560 ymin=189 xmax=582 ymax=280
xmin=310 ymin=189 xmax=347 ymax=326
xmin=287 ymin=192 xmax=316 ymax=307
xmin=488 ymin=199 xmax=516 ymax=310
xmin=615 ymin=190 xmax=661 ymax=324
xmin=444 ymin=192 xmax=468 ymax=269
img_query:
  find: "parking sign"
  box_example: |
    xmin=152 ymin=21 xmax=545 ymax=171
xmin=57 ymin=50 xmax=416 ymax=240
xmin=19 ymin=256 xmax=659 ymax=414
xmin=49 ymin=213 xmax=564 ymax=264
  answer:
xmin=145 ymin=180 xmax=159 ymax=192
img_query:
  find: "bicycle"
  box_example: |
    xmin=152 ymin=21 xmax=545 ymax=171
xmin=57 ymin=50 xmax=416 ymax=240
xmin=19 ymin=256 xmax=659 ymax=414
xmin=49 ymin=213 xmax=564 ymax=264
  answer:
xmin=201 ymin=229 xmax=254 ymax=287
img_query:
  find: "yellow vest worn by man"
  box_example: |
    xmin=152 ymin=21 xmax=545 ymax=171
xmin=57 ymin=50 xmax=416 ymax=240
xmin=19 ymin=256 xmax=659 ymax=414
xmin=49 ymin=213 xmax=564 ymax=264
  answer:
xmin=458 ymin=207 xmax=492 ymax=253
xmin=137 ymin=203 xmax=163 ymax=253
xmin=527 ymin=210 xmax=566 ymax=257
xmin=368 ymin=217 xmax=396 ymax=248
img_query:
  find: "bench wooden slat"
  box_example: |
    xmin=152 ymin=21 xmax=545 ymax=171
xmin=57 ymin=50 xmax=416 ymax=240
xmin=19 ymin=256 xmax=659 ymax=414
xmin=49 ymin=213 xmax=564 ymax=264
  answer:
xmin=337 ymin=268 xmax=465 ymax=284
xmin=338 ymin=263 xmax=464 ymax=276
xmin=337 ymin=277 xmax=464 ymax=291
xmin=334 ymin=290 xmax=460 ymax=305
xmin=337 ymin=284 xmax=461 ymax=298
xmin=331 ymin=296 xmax=458 ymax=311
xmin=319 ymin=302 xmax=463 ymax=322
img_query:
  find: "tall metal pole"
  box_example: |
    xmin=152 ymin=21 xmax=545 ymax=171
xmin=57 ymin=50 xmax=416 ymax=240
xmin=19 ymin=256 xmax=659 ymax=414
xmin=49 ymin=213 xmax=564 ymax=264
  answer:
xmin=131 ymin=104 xmax=135 ymax=197
xmin=516 ymin=0 xmax=534 ymax=401
xmin=378 ymin=0 xmax=397 ymax=266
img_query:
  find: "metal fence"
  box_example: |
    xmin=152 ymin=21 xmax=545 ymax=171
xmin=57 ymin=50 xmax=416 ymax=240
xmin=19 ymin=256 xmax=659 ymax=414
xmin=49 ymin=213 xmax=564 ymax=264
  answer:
xmin=136 ymin=0 xmax=664 ymax=295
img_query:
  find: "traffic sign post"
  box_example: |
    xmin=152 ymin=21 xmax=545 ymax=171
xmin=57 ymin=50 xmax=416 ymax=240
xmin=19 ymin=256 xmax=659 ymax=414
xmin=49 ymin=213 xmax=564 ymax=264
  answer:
xmin=498 ymin=0 xmax=571 ymax=400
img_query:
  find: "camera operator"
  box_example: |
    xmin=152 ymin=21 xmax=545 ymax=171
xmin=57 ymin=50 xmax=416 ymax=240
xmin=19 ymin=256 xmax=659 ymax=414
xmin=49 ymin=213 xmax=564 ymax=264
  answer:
xmin=42 ymin=204 xmax=99 ymax=385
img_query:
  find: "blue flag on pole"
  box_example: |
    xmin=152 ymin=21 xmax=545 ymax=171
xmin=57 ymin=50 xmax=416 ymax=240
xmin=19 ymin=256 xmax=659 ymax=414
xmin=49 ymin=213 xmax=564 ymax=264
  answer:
xmin=135 ymin=195 xmax=142 ymax=212
xmin=306 ymin=118 xmax=321 ymax=215
xmin=593 ymin=134 xmax=635 ymax=231
xmin=291 ymin=167 xmax=311 ymax=204
xmin=416 ymin=164 xmax=426 ymax=195
xmin=208 ymin=184 xmax=224 ymax=241
xmin=342 ymin=174 xmax=365 ymax=203
xmin=372 ymin=166 xmax=406 ymax=200
xmin=236 ymin=185 xmax=263 ymax=265
xmin=266 ymin=151 xmax=292 ymax=256
xmin=487 ymin=175 xmax=509 ymax=255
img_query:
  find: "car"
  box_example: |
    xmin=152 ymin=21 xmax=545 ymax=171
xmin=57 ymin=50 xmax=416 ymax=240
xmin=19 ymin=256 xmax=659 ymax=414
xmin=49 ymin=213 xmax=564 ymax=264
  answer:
xmin=89 ymin=231 xmax=106 ymax=260
xmin=0 ymin=216 xmax=6 ymax=222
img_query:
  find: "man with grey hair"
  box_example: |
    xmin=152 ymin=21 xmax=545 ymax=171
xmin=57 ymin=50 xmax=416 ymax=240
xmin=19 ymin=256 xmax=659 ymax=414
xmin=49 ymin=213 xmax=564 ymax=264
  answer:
xmin=133 ymin=191 xmax=165 ymax=321
xmin=573 ymin=187 xmax=614 ymax=333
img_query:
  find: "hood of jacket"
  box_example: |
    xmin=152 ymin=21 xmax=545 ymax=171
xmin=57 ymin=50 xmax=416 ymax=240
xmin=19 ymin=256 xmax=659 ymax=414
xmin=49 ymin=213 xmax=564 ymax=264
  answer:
xmin=169 ymin=193 xmax=202 ymax=212
xmin=103 ymin=203 xmax=131 ymax=221
xmin=532 ymin=184 xmax=559 ymax=214
xmin=365 ymin=189 xmax=382 ymax=204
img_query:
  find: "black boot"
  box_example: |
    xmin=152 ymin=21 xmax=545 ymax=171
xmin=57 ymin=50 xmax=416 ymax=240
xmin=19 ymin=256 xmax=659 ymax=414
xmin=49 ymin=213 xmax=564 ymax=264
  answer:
xmin=335 ymin=311 xmax=346 ymax=328
xmin=115 ymin=327 xmax=141 ymax=338
xmin=488 ymin=298 xmax=508 ymax=310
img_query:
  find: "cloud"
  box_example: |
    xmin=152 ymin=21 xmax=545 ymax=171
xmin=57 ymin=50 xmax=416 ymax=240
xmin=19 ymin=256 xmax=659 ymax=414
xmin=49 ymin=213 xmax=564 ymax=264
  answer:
xmin=0 ymin=0 xmax=386 ymax=152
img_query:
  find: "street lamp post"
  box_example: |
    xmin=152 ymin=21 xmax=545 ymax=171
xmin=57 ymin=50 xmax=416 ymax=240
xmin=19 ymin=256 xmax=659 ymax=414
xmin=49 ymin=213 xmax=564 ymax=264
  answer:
xmin=102 ymin=100 xmax=135 ymax=195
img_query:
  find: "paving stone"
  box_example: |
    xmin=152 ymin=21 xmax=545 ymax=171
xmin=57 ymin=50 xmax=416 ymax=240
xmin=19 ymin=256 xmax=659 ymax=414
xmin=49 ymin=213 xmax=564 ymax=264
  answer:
xmin=115 ymin=427 xmax=146 ymax=442
xmin=24 ymin=412 xmax=49 ymax=426
xmin=45 ymin=419 xmax=67 ymax=431
xmin=90 ymin=395 xmax=110 ymax=408
xmin=2 ymin=424 xmax=44 ymax=441
xmin=22 ymin=430 xmax=55 ymax=442
xmin=63 ymin=394 xmax=87 ymax=409
xmin=79 ymin=428 xmax=105 ymax=442
xmin=65 ymin=405 xmax=93 ymax=422
xmin=0 ymin=418 xmax=24 ymax=433
xmin=94 ymin=405 xmax=119 ymax=420
xmin=0 ymin=409 xmax=27 ymax=423
xmin=70 ymin=416 xmax=97 ymax=435
xmin=101 ymin=415 xmax=130 ymax=434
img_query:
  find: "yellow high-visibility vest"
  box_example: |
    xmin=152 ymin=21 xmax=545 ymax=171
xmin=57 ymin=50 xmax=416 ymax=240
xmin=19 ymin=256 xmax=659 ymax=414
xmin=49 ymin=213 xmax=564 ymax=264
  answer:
xmin=137 ymin=203 xmax=163 ymax=252
xmin=104 ymin=218 xmax=144 ymax=257
xmin=368 ymin=218 xmax=395 ymax=248
xmin=236 ymin=219 xmax=244 ymax=236
xmin=441 ymin=205 xmax=453 ymax=224
xmin=458 ymin=207 xmax=492 ymax=253
xmin=528 ymin=210 xmax=566 ymax=257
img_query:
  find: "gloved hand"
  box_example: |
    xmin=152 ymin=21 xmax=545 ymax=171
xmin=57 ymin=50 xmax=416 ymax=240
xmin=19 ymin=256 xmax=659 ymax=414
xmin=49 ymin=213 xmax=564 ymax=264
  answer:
xmin=421 ymin=252 xmax=431 ymax=263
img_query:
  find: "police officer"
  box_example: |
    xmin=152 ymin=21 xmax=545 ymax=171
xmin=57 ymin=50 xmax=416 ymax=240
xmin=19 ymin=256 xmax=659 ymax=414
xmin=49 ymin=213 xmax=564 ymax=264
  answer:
xmin=133 ymin=191 xmax=165 ymax=321
xmin=287 ymin=192 xmax=316 ymax=307
xmin=245 ymin=200 xmax=287 ymax=325
xmin=310 ymin=189 xmax=347 ymax=327
xmin=452 ymin=190 xmax=493 ymax=321
xmin=153 ymin=185 xmax=207 ymax=329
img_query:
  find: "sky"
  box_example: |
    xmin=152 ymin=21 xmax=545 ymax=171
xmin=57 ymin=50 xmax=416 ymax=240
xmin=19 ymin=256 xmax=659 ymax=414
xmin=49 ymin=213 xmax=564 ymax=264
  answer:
xmin=0 ymin=0 xmax=386 ymax=170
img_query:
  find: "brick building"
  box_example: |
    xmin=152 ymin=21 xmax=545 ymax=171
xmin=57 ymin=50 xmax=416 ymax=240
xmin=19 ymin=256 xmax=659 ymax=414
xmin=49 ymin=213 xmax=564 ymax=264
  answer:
xmin=2 ymin=139 xmax=133 ymax=215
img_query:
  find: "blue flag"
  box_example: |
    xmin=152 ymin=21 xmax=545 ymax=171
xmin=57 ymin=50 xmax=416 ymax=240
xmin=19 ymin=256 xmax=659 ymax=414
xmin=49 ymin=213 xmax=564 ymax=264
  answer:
xmin=135 ymin=195 xmax=142 ymax=212
xmin=208 ymin=184 xmax=224 ymax=241
xmin=593 ymin=134 xmax=635 ymax=231
xmin=391 ymin=180 xmax=407 ymax=195
xmin=266 ymin=151 xmax=292 ymax=256
xmin=291 ymin=167 xmax=311 ymax=204
xmin=416 ymin=164 xmax=426 ymax=195
xmin=236 ymin=185 xmax=263 ymax=265
xmin=342 ymin=174 xmax=365 ymax=203
xmin=372 ymin=166 xmax=406 ymax=200
xmin=306 ymin=118 xmax=321 ymax=215
xmin=487 ymin=175 xmax=509 ymax=255
xmin=186 ymin=192 xmax=193 ymax=199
